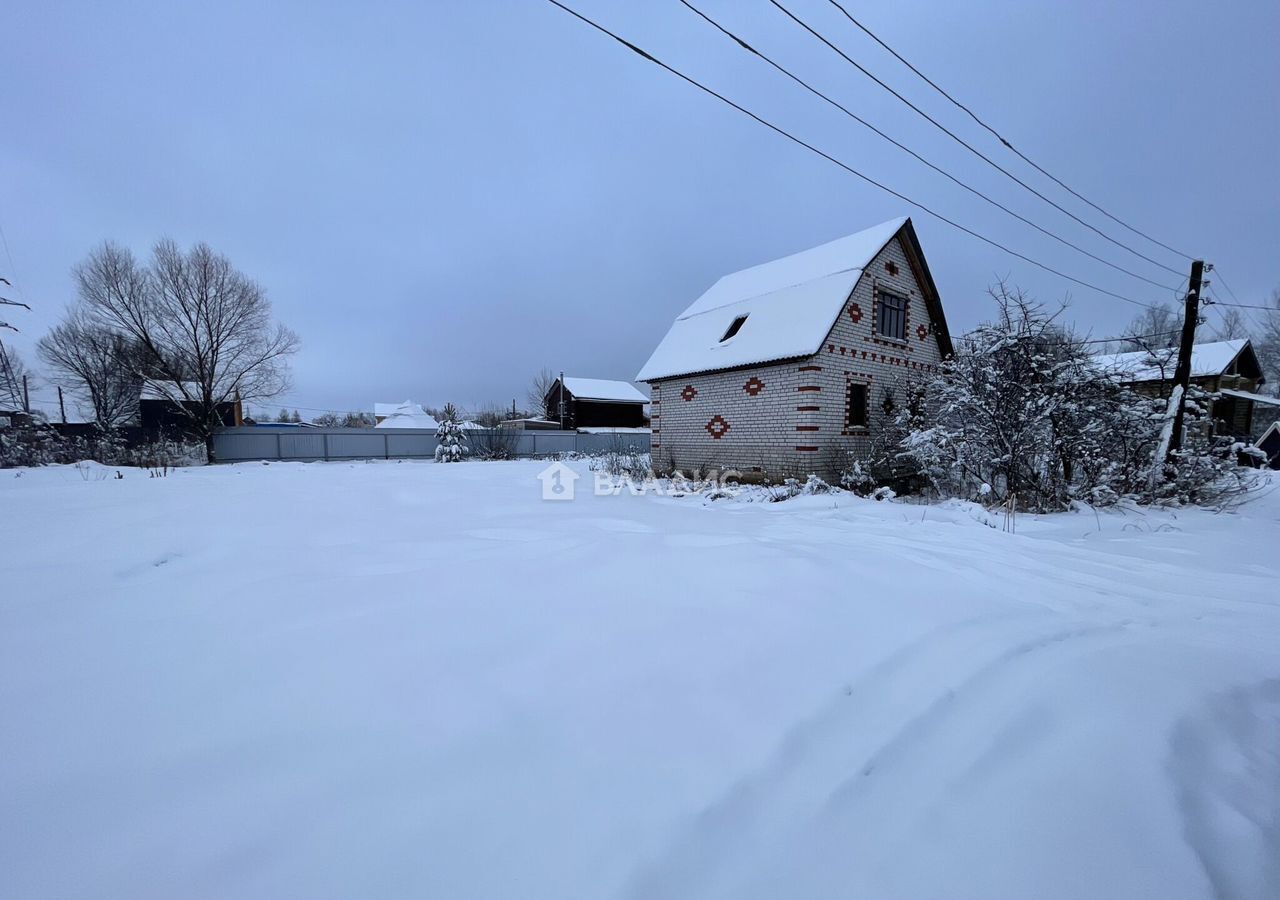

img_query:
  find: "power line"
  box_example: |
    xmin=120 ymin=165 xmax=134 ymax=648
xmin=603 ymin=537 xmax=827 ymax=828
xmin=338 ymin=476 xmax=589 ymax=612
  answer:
xmin=543 ymin=0 xmax=1165 ymax=309
xmin=676 ymin=0 xmax=1179 ymax=293
xmin=767 ymin=0 xmax=1187 ymax=279
xmin=1202 ymin=298 xmax=1277 ymax=312
xmin=822 ymin=0 xmax=1194 ymax=262
xmin=1209 ymin=268 xmax=1252 ymax=309
xmin=1078 ymin=328 xmax=1182 ymax=347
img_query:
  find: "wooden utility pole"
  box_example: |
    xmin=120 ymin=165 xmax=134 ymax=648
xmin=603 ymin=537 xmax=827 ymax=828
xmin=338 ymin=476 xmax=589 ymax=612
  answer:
xmin=58 ymin=386 xmax=67 ymax=424
xmin=1167 ymin=259 xmax=1205 ymax=455
xmin=22 ymin=374 xmax=29 ymax=413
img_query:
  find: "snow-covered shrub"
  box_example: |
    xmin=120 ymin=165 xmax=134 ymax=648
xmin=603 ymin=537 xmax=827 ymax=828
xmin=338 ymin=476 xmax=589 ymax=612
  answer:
xmin=588 ymin=447 xmax=651 ymax=480
xmin=434 ymin=403 xmax=467 ymax=463
xmin=766 ymin=474 xmax=838 ymax=501
xmin=0 ymin=424 xmax=65 ymax=467
xmin=903 ymin=283 xmax=1251 ymax=511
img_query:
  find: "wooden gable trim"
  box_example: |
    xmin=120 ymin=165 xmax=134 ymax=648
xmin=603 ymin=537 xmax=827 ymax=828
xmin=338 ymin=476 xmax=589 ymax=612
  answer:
xmin=896 ymin=219 xmax=953 ymax=359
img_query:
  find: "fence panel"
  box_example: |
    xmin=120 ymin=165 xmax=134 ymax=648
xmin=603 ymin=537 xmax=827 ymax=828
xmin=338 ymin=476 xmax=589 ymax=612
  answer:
xmin=212 ymin=427 xmax=650 ymax=463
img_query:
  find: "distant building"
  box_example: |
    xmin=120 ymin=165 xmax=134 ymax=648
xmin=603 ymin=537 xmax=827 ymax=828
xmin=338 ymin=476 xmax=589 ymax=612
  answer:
xmin=499 ymin=417 xmax=562 ymax=431
xmin=139 ymin=383 xmax=241 ymax=438
xmin=1094 ymin=339 xmax=1277 ymax=440
xmin=544 ymin=377 xmax=649 ymax=431
xmin=1256 ymin=421 xmax=1280 ymax=470
xmin=373 ymin=401 xmax=439 ymax=430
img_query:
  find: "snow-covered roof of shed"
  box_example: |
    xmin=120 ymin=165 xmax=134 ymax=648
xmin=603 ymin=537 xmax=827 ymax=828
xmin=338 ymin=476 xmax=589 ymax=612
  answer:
xmin=636 ymin=217 xmax=909 ymax=381
xmin=374 ymin=401 xmax=439 ymax=429
xmin=375 ymin=400 xmax=418 ymax=417
xmin=560 ymin=377 xmax=648 ymax=403
xmin=1093 ymin=339 xmax=1249 ymax=382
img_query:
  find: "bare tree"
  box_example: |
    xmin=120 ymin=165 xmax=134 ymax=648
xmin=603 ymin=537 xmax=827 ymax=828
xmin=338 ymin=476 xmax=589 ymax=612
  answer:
xmin=1119 ymin=304 xmax=1180 ymax=349
xmin=37 ymin=309 xmax=142 ymax=428
xmin=74 ymin=240 xmax=298 ymax=460
xmin=1210 ymin=306 xmax=1249 ymax=341
xmin=1255 ymin=287 xmax=1280 ymax=396
xmin=312 ymin=411 xmax=375 ymax=428
xmin=527 ymin=367 xmax=556 ymax=417
xmin=0 ymin=342 xmax=32 ymax=411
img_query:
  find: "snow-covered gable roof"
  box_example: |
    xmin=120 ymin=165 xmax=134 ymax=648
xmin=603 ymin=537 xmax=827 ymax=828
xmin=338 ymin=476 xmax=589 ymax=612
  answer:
xmin=1093 ymin=339 xmax=1252 ymax=383
xmin=637 ymin=217 xmax=938 ymax=381
xmin=375 ymin=400 xmax=418 ymax=418
xmin=560 ymin=377 xmax=648 ymax=404
xmin=374 ymin=401 xmax=439 ymax=429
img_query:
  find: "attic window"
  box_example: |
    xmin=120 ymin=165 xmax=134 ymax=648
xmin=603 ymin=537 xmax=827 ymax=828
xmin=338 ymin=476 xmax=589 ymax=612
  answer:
xmin=720 ymin=314 xmax=748 ymax=342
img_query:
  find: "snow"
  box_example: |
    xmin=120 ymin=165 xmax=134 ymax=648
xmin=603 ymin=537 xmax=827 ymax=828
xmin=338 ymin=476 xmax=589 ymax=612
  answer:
xmin=373 ymin=401 xmax=439 ymax=430
xmin=561 ymin=377 xmax=649 ymax=404
xmin=2 ymin=460 xmax=1279 ymax=899
xmin=1220 ymin=387 xmax=1280 ymax=407
xmin=1094 ymin=339 xmax=1248 ymax=382
xmin=636 ymin=218 xmax=908 ymax=381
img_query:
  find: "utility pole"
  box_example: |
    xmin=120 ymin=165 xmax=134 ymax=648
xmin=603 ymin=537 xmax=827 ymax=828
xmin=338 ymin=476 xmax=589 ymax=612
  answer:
xmin=58 ymin=386 xmax=67 ymax=424
xmin=558 ymin=370 xmax=565 ymax=430
xmin=22 ymin=374 xmax=30 ymax=413
xmin=1167 ymin=260 xmax=1205 ymax=455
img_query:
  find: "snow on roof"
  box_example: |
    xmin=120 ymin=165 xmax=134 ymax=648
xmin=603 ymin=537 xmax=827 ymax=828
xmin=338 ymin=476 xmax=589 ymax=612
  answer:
xmin=1220 ymin=388 xmax=1280 ymax=408
xmin=575 ymin=426 xmax=652 ymax=434
xmin=374 ymin=401 xmax=439 ymax=430
xmin=560 ymin=377 xmax=648 ymax=403
xmin=375 ymin=400 xmax=418 ymax=417
xmin=1093 ymin=339 xmax=1249 ymax=382
xmin=636 ymin=217 xmax=908 ymax=381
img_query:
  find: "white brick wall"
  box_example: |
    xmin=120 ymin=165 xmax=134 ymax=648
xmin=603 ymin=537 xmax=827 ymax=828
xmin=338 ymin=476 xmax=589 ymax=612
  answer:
xmin=647 ymin=235 xmax=945 ymax=480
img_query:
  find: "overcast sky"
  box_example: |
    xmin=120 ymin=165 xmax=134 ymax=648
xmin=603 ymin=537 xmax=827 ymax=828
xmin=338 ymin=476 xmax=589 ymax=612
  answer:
xmin=2 ymin=0 xmax=1277 ymax=419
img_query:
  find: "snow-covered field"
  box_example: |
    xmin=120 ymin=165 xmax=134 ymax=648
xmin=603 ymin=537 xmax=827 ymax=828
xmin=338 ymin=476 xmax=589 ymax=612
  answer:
xmin=3 ymin=459 xmax=1278 ymax=899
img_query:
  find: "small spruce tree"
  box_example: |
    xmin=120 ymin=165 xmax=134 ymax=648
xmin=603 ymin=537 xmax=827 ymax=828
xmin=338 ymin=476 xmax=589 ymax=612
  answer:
xmin=434 ymin=402 xmax=467 ymax=462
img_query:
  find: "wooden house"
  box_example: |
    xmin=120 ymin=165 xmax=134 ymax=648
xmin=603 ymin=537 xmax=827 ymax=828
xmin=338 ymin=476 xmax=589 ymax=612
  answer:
xmin=1094 ymin=339 xmax=1277 ymax=440
xmin=544 ymin=377 xmax=649 ymax=431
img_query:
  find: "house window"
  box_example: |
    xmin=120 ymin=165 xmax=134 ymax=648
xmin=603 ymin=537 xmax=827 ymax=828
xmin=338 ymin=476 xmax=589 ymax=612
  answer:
xmin=876 ymin=291 xmax=907 ymax=341
xmin=846 ymin=383 xmax=868 ymax=429
xmin=721 ymin=314 xmax=748 ymax=342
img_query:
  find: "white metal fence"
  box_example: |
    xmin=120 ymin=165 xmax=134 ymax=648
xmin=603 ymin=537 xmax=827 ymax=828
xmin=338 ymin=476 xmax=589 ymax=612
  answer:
xmin=212 ymin=427 xmax=650 ymax=463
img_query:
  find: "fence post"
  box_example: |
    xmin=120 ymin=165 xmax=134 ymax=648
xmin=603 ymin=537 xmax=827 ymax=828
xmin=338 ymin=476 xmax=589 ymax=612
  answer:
xmin=384 ymin=433 xmax=390 ymax=460
xmin=276 ymin=432 xmax=282 ymax=460
xmin=322 ymin=432 xmax=330 ymax=462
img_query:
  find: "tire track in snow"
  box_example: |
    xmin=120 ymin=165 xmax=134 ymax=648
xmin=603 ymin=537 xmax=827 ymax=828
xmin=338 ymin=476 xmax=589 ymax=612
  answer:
xmin=620 ymin=615 xmax=1147 ymax=900
xmin=1168 ymin=678 xmax=1280 ymax=900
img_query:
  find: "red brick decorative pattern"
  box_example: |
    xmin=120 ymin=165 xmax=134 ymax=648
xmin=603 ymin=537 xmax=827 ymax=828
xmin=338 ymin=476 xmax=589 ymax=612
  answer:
xmin=797 ymin=385 xmax=821 ymax=392
xmin=795 ymin=445 xmax=819 ymax=452
xmin=796 ymin=425 xmax=819 ymax=432
xmin=681 ymin=385 xmax=698 ymax=402
xmin=705 ymin=415 xmax=730 ymax=439
xmin=917 ymin=323 xmax=929 ymax=341
xmin=885 ymin=260 xmax=899 ymax=276
xmin=798 ymin=365 xmax=822 ymax=373
xmin=743 ymin=377 xmax=764 ymax=396
xmin=848 ymin=302 xmax=863 ymax=324
xmin=825 ymin=343 xmax=939 ymax=373
xmin=795 ymin=405 xmax=820 ymax=412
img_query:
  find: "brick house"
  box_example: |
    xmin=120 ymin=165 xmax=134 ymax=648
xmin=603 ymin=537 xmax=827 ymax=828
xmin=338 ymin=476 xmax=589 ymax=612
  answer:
xmin=637 ymin=217 xmax=952 ymax=479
